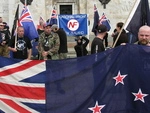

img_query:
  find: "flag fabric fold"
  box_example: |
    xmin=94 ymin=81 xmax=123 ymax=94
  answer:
xmin=19 ymin=6 xmax=39 ymax=40
xmin=0 ymin=44 xmax=150 ymax=113
xmin=124 ymin=0 xmax=150 ymax=38
xmin=92 ymin=4 xmax=100 ymax=35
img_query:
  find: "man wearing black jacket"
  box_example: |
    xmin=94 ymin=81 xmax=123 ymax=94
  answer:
xmin=0 ymin=22 xmax=10 ymax=57
xmin=51 ymin=24 xmax=68 ymax=59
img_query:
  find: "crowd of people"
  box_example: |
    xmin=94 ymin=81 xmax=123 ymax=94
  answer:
xmin=0 ymin=16 xmax=150 ymax=60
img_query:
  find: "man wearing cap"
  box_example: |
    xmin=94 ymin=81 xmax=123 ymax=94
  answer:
xmin=38 ymin=24 xmax=60 ymax=60
xmin=91 ymin=24 xmax=107 ymax=54
xmin=51 ymin=24 xmax=68 ymax=59
xmin=0 ymin=22 xmax=10 ymax=57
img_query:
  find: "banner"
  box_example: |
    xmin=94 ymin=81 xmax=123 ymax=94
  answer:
xmin=58 ymin=14 xmax=88 ymax=36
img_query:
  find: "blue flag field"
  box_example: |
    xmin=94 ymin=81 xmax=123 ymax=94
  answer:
xmin=0 ymin=44 xmax=150 ymax=113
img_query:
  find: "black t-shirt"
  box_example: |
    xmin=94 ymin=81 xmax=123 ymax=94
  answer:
xmin=8 ymin=36 xmax=32 ymax=59
xmin=91 ymin=37 xmax=105 ymax=54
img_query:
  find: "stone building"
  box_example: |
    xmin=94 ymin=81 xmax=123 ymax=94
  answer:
xmin=1 ymin=0 xmax=150 ymax=57
xmin=0 ymin=0 xmax=137 ymax=35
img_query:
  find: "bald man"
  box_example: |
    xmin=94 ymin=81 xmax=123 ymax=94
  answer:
xmin=138 ymin=25 xmax=150 ymax=46
xmin=8 ymin=26 xmax=32 ymax=59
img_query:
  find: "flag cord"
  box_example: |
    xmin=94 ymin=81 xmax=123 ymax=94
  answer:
xmin=112 ymin=0 xmax=138 ymax=48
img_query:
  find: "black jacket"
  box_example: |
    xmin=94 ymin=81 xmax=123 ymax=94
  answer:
xmin=74 ymin=36 xmax=89 ymax=57
xmin=113 ymin=29 xmax=128 ymax=47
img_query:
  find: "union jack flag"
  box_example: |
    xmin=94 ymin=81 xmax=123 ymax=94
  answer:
xmin=19 ymin=6 xmax=39 ymax=40
xmin=0 ymin=59 xmax=46 ymax=113
xmin=48 ymin=6 xmax=58 ymax=25
xmin=99 ymin=13 xmax=111 ymax=31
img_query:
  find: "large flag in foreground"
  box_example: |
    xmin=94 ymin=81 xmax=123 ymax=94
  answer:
xmin=92 ymin=4 xmax=100 ymax=35
xmin=0 ymin=44 xmax=150 ymax=113
xmin=11 ymin=4 xmax=19 ymax=38
xmin=19 ymin=6 xmax=39 ymax=40
xmin=124 ymin=0 xmax=150 ymax=37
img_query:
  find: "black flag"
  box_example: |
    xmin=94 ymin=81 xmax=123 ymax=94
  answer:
xmin=92 ymin=4 xmax=100 ymax=36
xmin=11 ymin=4 xmax=19 ymax=38
xmin=125 ymin=0 xmax=150 ymax=38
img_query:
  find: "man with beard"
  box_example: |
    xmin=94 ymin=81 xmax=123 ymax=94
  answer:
xmin=138 ymin=25 xmax=150 ymax=46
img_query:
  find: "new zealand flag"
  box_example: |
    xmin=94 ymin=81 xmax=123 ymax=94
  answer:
xmin=0 ymin=44 xmax=150 ymax=113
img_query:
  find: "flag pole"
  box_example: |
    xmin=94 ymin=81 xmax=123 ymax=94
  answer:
xmin=14 ymin=20 xmax=18 ymax=49
xmin=14 ymin=4 xmax=19 ymax=49
xmin=112 ymin=0 xmax=139 ymax=48
xmin=25 ymin=0 xmax=27 ymax=6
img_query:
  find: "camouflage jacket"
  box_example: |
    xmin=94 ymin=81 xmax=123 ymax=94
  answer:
xmin=38 ymin=32 xmax=60 ymax=60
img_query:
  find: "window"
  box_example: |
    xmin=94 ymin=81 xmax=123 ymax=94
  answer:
xmin=60 ymin=5 xmax=72 ymax=14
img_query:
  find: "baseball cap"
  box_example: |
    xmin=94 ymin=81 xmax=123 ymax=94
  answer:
xmin=51 ymin=24 xmax=58 ymax=30
xmin=96 ymin=24 xmax=107 ymax=33
xmin=43 ymin=22 xmax=52 ymax=27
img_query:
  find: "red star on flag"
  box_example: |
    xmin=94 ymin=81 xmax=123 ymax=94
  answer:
xmin=88 ymin=101 xmax=105 ymax=113
xmin=113 ymin=71 xmax=127 ymax=86
xmin=132 ymin=88 xmax=148 ymax=103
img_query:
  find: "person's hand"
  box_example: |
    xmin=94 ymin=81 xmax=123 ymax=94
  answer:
xmin=79 ymin=36 xmax=82 ymax=39
xmin=27 ymin=57 xmax=31 ymax=60
xmin=42 ymin=51 xmax=48 ymax=60
xmin=121 ymin=43 xmax=127 ymax=45
xmin=12 ymin=48 xmax=17 ymax=52
xmin=42 ymin=51 xmax=48 ymax=57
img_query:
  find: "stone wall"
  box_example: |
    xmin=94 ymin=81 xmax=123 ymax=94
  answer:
xmin=0 ymin=0 xmax=148 ymax=35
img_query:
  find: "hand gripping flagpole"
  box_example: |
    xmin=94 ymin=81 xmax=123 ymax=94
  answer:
xmin=112 ymin=0 xmax=140 ymax=48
